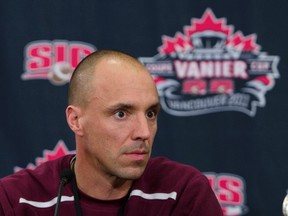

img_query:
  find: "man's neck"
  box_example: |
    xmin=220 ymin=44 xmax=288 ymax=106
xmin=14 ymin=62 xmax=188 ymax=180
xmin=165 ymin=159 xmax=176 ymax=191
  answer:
xmin=73 ymin=158 xmax=133 ymax=200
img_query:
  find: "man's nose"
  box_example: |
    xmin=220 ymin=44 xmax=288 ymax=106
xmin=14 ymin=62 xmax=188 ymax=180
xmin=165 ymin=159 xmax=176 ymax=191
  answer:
xmin=131 ymin=114 xmax=151 ymax=141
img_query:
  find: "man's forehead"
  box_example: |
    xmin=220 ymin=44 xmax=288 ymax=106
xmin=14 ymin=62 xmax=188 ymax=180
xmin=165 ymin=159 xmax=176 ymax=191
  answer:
xmin=94 ymin=56 xmax=151 ymax=79
xmin=92 ymin=65 xmax=157 ymax=93
xmin=89 ymin=57 xmax=159 ymax=104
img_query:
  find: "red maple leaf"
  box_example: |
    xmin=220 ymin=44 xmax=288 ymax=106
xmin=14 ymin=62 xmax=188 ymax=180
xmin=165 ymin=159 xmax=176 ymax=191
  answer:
xmin=14 ymin=140 xmax=75 ymax=172
xmin=184 ymin=8 xmax=233 ymax=38
xmin=158 ymin=8 xmax=260 ymax=55
xmin=227 ymin=32 xmax=260 ymax=52
xmin=158 ymin=33 xmax=191 ymax=54
xmin=36 ymin=140 xmax=75 ymax=166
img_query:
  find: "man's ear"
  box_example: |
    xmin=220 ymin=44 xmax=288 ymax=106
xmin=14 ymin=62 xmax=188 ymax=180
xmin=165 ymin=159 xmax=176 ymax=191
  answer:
xmin=66 ymin=105 xmax=84 ymax=136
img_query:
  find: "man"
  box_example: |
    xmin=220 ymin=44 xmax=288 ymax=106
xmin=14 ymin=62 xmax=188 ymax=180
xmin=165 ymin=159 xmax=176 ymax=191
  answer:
xmin=0 ymin=50 xmax=223 ymax=215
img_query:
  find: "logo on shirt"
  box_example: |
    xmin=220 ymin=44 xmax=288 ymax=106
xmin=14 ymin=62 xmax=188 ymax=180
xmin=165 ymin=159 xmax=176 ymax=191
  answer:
xmin=22 ymin=40 xmax=96 ymax=85
xmin=139 ymin=8 xmax=280 ymax=117
xmin=14 ymin=140 xmax=75 ymax=172
xmin=205 ymin=173 xmax=248 ymax=215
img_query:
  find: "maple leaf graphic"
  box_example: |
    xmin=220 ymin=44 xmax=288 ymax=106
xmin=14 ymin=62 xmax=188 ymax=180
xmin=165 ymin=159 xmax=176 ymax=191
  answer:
xmin=14 ymin=140 xmax=75 ymax=172
xmin=158 ymin=8 xmax=260 ymax=55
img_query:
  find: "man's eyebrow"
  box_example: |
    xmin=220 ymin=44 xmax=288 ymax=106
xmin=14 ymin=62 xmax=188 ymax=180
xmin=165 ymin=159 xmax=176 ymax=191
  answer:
xmin=106 ymin=103 xmax=135 ymax=112
xmin=106 ymin=101 xmax=161 ymax=112
xmin=149 ymin=102 xmax=161 ymax=111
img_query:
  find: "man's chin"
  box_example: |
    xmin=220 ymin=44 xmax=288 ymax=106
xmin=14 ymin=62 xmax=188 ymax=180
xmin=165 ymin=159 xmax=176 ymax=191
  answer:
xmin=119 ymin=166 xmax=147 ymax=180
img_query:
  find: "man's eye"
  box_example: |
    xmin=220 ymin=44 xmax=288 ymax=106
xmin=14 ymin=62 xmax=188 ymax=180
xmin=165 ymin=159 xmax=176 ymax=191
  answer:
xmin=115 ymin=111 xmax=126 ymax=119
xmin=146 ymin=110 xmax=157 ymax=119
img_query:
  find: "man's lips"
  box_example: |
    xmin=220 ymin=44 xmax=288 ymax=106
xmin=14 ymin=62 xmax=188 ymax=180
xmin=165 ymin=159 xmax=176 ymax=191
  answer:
xmin=124 ymin=150 xmax=149 ymax=160
xmin=126 ymin=150 xmax=148 ymax=154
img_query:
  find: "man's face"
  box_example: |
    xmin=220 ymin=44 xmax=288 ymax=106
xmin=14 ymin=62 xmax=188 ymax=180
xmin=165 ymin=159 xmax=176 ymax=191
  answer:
xmin=78 ymin=59 xmax=160 ymax=180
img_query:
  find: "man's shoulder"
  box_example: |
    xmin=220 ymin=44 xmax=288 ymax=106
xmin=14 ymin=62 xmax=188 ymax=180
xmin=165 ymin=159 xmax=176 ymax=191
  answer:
xmin=0 ymin=155 xmax=74 ymax=214
xmin=0 ymin=154 xmax=73 ymax=196
xmin=147 ymin=156 xmax=202 ymax=177
xmin=136 ymin=157 xmax=206 ymax=190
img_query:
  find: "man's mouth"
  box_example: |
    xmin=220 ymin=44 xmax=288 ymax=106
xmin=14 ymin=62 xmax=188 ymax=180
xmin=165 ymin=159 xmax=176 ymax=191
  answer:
xmin=124 ymin=150 xmax=149 ymax=160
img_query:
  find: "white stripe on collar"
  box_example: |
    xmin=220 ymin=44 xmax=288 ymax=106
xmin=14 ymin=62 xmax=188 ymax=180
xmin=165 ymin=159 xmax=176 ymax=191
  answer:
xmin=130 ymin=189 xmax=177 ymax=200
xmin=19 ymin=196 xmax=74 ymax=208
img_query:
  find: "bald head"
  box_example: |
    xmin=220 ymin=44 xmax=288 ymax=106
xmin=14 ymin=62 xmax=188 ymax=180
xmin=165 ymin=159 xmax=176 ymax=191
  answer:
xmin=68 ymin=50 xmax=152 ymax=107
